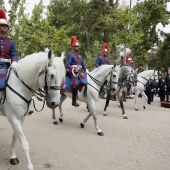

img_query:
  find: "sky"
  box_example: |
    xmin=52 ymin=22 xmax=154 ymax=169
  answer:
xmin=4 ymin=0 xmax=170 ymax=34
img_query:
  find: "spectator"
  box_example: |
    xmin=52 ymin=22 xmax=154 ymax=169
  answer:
xmin=158 ymin=73 xmax=166 ymax=102
xmin=145 ymin=79 xmax=153 ymax=105
xmin=165 ymin=69 xmax=170 ymax=102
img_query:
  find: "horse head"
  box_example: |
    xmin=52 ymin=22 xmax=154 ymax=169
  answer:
xmin=150 ymin=70 xmax=158 ymax=83
xmin=39 ymin=50 xmax=65 ymax=108
xmin=106 ymin=64 xmax=119 ymax=92
xmin=131 ymin=68 xmax=138 ymax=84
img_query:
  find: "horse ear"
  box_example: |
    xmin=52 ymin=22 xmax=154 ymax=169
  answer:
xmin=61 ymin=51 xmax=65 ymax=61
xmin=114 ymin=63 xmax=116 ymax=68
xmin=48 ymin=49 xmax=53 ymax=67
xmin=136 ymin=68 xmax=138 ymax=72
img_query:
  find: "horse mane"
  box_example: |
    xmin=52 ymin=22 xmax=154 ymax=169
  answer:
xmin=119 ymin=66 xmax=132 ymax=81
xmin=53 ymin=56 xmax=66 ymax=83
xmin=90 ymin=65 xmax=113 ymax=74
xmin=15 ymin=51 xmax=65 ymax=85
xmin=138 ymin=70 xmax=154 ymax=77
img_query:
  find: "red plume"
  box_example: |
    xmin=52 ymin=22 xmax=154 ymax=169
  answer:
xmin=0 ymin=9 xmax=7 ymax=20
xmin=70 ymin=36 xmax=80 ymax=47
xmin=102 ymin=43 xmax=109 ymax=52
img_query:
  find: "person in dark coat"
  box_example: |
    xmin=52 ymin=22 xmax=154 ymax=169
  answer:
xmin=165 ymin=69 xmax=170 ymax=102
xmin=158 ymin=73 xmax=166 ymax=102
xmin=145 ymin=79 xmax=153 ymax=105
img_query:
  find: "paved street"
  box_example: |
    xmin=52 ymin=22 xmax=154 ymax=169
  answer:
xmin=0 ymin=96 xmax=170 ymax=170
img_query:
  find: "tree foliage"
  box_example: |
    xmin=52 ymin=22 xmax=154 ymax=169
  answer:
xmin=2 ymin=0 xmax=170 ymax=70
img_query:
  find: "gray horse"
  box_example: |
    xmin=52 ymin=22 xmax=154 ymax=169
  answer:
xmin=103 ymin=65 xmax=138 ymax=119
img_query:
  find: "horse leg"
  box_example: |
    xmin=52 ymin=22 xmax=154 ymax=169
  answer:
xmin=58 ymin=94 xmax=67 ymax=122
xmin=8 ymin=117 xmax=33 ymax=170
xmin=52 ymin=108 xmax=58 ymax=125
xmin=103 ymin=92 xmax=111 ymax=116
xmin=117 ymin=92 xmax=128 ymax=119
xmin=82 ymin=99 xmax=103 ymax=136
xmin=142 ymin=91 xmax=148 ymax=109
xmin=10 ymin=133 xmax=19 ymax=165
xmin=134 ymin=91 xmax=140 ymax=110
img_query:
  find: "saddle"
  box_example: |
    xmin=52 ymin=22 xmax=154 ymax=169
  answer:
xmin=61 ymin=76 xmax=84 ymax=94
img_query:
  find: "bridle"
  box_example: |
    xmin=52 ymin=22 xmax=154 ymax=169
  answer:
xmin=40 ymin=69 xmax=61 ymax=95
xmin=4 ymin=65 xmax=60 ymax=116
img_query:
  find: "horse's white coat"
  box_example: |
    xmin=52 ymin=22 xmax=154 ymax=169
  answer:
xmin=133 ymin=70 xmax=158 ymax=110
xmin=0 ymin=50 xmax=65 ymax=170
xmin=58 ymin=65 xmax=118 ymax=135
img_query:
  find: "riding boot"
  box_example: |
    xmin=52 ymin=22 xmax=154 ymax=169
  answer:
xmin=72 ymin=88 xmax=79 ymax=107
xmin=83 ymin=84 xmax=87 ymax=97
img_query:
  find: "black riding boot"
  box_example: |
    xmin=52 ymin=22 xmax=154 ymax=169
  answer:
xmin=72 ymin=88 xmax=79 ymax=107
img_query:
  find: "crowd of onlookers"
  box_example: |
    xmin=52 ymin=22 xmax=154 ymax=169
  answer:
xmin=121 ymin=69 xmax=170 ymax=106
xmin=127 ymin=69 xmax=170 ymax=105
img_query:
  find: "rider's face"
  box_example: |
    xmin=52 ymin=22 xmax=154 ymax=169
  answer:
xmin=0 ymin=24 xmax=8 ymax=36
xmin=103 ymin=51 xmax=108 ymax=56
xmin=73 ymin=46 xmax=79 ymax=52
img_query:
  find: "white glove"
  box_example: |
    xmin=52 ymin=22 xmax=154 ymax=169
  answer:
xmin=11 ymin=61 xmax=18 ymax=69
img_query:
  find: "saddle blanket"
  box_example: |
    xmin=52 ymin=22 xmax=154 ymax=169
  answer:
xmin=60 ymin=76 xmax=84 ymax=94
xmin=0 ymin=67 xmax=8 ymax=90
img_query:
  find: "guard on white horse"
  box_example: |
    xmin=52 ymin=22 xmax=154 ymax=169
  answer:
xmin=133 ymin=70 xmax=158 ymax=110
xmin=66 ymin=36 xmax=88 ymax=107
xmin=0 ymin=50 xmax=65 ymax=170
xmin=53 ymin=64 xmax=118 ymax=136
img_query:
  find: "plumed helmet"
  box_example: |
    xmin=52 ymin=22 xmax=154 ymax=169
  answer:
xmin=102 ymin=43 xmax=109 ymax=52
xmin=70 ymin=36 xmax=80 ymax=47
xmin=0 ymin=9 xmax=8 ymax=25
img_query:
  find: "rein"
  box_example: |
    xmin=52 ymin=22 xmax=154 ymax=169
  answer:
xmin=136 ymin=70 xmax=158 ymax=86
xmin=86 ymin=70 xmax=111 ymax=95
xmin=6 ymin=68 xmax=48 ymax=116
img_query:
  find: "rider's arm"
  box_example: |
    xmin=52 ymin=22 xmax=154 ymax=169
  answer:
xmin=96 ymin=56 xmax=101 ymax=67
xmin=9 ymin=39 xmax=18 ymax=63
xmin=66 ymin=53 xmax=74 ymax=71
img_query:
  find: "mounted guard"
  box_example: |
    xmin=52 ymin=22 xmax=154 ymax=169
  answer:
xmin=95 ymin=43 xmax=110 ymax=68
xmin=64 ymin=36 xmax=88 ymax=107
xmin=0 ymin=8 xmax=18 ymax=89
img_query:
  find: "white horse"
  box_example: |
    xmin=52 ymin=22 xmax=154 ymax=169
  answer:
xmin=133 ymin=70 xmax=158 ymax=110
xmin=53 ymin=64 xmax=119 ymax=136
xmin=0 ymin=50 xmax=65 ymax=170
xmin=103 ymin=66 xmax=138 ymax=119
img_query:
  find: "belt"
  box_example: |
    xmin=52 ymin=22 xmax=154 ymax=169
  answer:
xmin=0 ymin=58 xmax=11 ymax=62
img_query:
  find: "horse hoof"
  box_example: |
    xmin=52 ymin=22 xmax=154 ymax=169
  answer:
xmin=53 ymin=121 xmax=58 ymax=125
xmin=98 ymin=132 xmax=104 ymax=136
xmin=80 ymin=123 xmax=84 ymax=128
xmin=123 ymin=116 xmax=128 ymax=119
xmin=103 ymin=113 xmax=108 ymax=116
xmin=135 ymin=108 xmax=139 ymax=111
xmin=59 ymin=118 xmax=63 ymax=122
xmin=143 ymin=106 xmax=146 ymax=109
xmin=10 ymin=158 xmax=19 ymax=165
